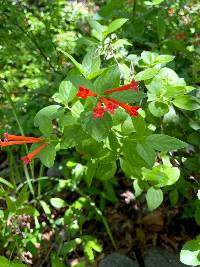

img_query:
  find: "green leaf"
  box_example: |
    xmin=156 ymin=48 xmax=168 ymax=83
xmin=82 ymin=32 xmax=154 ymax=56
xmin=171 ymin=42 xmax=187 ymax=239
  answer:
xmin=37 ymin=144 xmax=56 ymax=168
xmin=34 ymin=105 xmax=61 ymax=137
xmin=141 ymin=51 xmax=158 ymax=65
xmin=106 ymin=18 xmax=128 ymax=35
xmin=81 ymin=111 xmax=112 ymax=142
xmin=136 ymin=142 xmax=156 ymax=168
xmin=132 ymin=115 xmax=147 ymax=136
xmin=198 ymin=190 xmax=200 ymax=200
xmin=67 ymin=75 xmax=94 ymax=90
xmin=85 ymin=160 xmax=98 ymax=186
xmin=53 ymin=81 xmax=77 ymax=104
xmin=0 ymin=257 xmax=28 ymax=267
xmin=93 ymin=66 xmax=120 ymax=94
xmin=51 ymin=253 xmax=66 ymax=267
xmin=148 ymin=101 xmax=169 ymax=117
xmin=146 ymin=187 xmax=163 ymax=211
xmin=16 ymin=186 xmax=29 ymax=207
xmin=61 ymin=125 xmax=88 ymax=149
xmin=95 ymin=161 xmax=117 ymax=181
xmin=61 ymin=238 xmax=82 ymax=255
xmin=135 ymin=67 xmax=160 ymax=81
xmin=155 ymin=55 xmax=175 ymax=64
xmin=145 ymin=0 xmax=165 ymax=5
xmin=82 ymin=47 xmax=101 ymax=77
xmin=16 ymin=206 xmax=39 ymax=217
xmin=169 ymin=189 xmax=179 ymax=206
xmin=180 ymin=238 xmax=200 ymax=266
xmin=0 ymin=177 xmax=14 ymax=189
xmin=142 ymin=165 xmax=180 ymax=187
xmin=88 ymin=19 xmax=107 ymax=41
xmin=82 ymin=236 xmax=102 ymax=262
xmin=6 ymin=196 xmax=16 ymax=213
xmin=122 ymin=139 xmax=149 ymax=171
xmin=173 ymin=95 xmax=200 ymax=111
xmin=0 ymin=256 xmax=10 ymax=267
xmin=40 ymin=200 xmax=51 ymax=215
xmin=145 ymin=134 xmax=188 ymax=151
xmin=121 ymin=117 xmax=135 ymax=134
xmin=11 ymin=262 xmax=27 ymax=267
xmin=58 ymin=48 xmax=84 ymax=74
xmin=133 ymin=179 xmax=144 ymax=197
xmin=120 ymin=158 xmax=142 ymax=178
xmin=108 ymin=90 xmax=146 ymax=103
xmin=50 ymin=198 xmax=67 ymax=209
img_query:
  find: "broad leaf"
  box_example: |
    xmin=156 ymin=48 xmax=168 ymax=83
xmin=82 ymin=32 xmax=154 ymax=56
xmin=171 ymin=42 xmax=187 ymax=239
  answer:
xmin=135 ymin=67 xmax=160 ymax=81
xmin=34 ymin=105 xmax=61 ymax=137
xmin=50 ymin=198 xmax=67 ymax=209
xmin=38 ymin=144 xmax=56 ymax=168
xmin=148 ymin=101 xmax=169 ymax=117
xmin=58 ymin=48 xmax=84 ymax=74
xmin=173 ymin=95 xmax=200 ymax=111
xmin=146 ymin=187 xmax=163 ymax=211
xmin=145 ymin=134 xmax=188 ymax=151
xmin=136 ymin=142 xmax=156 ymax=168
xmin=109 ymin=90 xmax=146 ymax=103
xmin=61 ymin=125 xmax=88 ymax=149
xmin=85 ymin=160 xmax=98 ymax=186
xmin=53 ymin=81 xmax=77 ymax=104
xmin=16 ymin=206 xmax=39 ymax=216
xmin=142 ymin=165 xmax=180 ymax=187
xmin=106 ymin=18 xmax=128 ymax=35
xmin=180 ymin=238 xmax=200 ymax=266
xmin=82 ymin=47 xmax=101 ymax=77
xmin=93 ymin=66 xmax=120 ymax=94
xmin=81 ymin=111 xmax=112 ymax=142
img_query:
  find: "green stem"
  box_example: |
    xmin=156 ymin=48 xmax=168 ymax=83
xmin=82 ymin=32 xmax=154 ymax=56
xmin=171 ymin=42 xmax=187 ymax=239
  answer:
xmin=38 ymin=164 xmax=45 ymax=197
xmin=77 ymin=190 xmax=117 ymax=250
xmin=0 ymin=81 xmax=35 ymax=196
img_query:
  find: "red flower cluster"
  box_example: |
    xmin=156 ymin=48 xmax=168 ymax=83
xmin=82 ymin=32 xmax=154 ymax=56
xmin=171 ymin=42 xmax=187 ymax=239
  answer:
xmin=0 ymin=133 xmax=47 ymax=164
xmin=76 ymin=81 xmax=141 ymax=119
xmin=76 ymin=86 xmax=97 ymax=99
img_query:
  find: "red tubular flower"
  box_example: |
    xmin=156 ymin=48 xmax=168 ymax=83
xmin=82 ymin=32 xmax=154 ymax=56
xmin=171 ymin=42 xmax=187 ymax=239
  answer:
xmin=108 ymin=98 xmax=141 ymax=117
xmin=4 ymin=132 xmax=42 ymax=142
xmin=76 ymin=86 xmax=97 ymax=99
xmin=104 ymin=81 xmax=139 ymax=95
xmin=93 ymin=100 xmax=105 ymax=119
xmin=101 ymin=97 xmax=118 ymax=114
xmin=0 ymin=140 xmax=42 ymax=147
xmin=21 ymin=143 xmax=48 ymax=164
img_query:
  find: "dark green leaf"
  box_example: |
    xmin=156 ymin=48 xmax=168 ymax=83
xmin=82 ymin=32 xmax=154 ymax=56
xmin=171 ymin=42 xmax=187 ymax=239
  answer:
xmin=81 ymin=112 xmax=112 ymax=142
xmin=136 ymin=142 xmax=156 ymax=168
xmin=38 ymin=144 xmax=56 ymax=168
xmin=108 ymin=90 xmax=146 ymax=103
xmin=173 ymin=95 xmax=200 ymax=111
xmin=93 ymin=66 xmax=120 ymax=94
xmin=146 ymin=187 xmax=163 ymax=211
xmin=145 ymin=134 xmax=188 ymax=151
